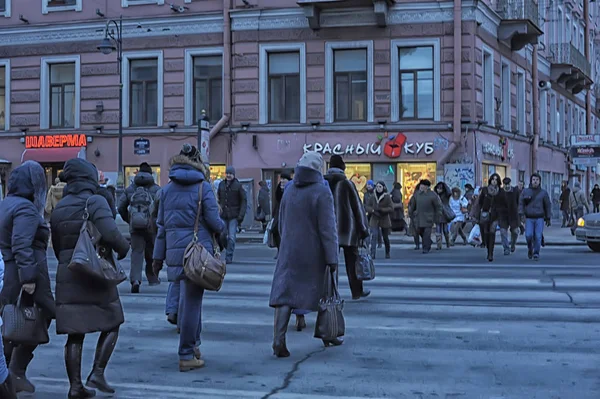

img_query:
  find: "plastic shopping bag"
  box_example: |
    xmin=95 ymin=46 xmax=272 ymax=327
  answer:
xmin=468 ymin=224 xmax=481 ymax=246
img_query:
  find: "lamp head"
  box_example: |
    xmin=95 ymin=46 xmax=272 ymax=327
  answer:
xmin=97 ymin=37 xmax=116 ymax=55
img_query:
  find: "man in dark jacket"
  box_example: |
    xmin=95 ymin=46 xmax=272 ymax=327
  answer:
xmin=217 ymin=166 xmax=247 ymax=264
xmin=502 ymin=177 xmax=520 ymax=254
xmin=324 ymin=155 xmax=371 ymax=300
xmin=118 ymin=162 xmax=161 ymax=292
xmin=518 ymin=173 xmax=552 ymax=260
xmin=256 ymin=181 xmax=271 ymax=233
xmin=408 ymin=179 xmax=442 ymax=254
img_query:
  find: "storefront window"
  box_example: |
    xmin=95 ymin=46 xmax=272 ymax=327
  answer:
xmin=124 ymin=166 xmax=161 ymax=188
xmin=397 ymin=162 xmax=436 ymax=205
xmin=209 ymin=165 xmax=227 ymax=191
xmin=372 ymin=163 xmax=396 ymax=192
xmin=343 ymin=163 xmax=371 ymax=201
xmin=481 ymin=164 xmax=507 ymax=185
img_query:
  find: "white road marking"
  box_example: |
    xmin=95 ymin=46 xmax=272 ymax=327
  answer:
xmin=487 ymin=330 xmax=501 ymax=334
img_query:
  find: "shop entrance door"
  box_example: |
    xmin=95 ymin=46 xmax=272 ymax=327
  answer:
xmin=42 ymin=163 xmax=64 ymax=188
xmin=262 ymin=169 xmax=294 ymax=213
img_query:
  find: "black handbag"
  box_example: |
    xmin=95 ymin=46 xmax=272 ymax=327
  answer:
xmin=314 ymin=266 xmax=345 ymax=341
xmin=68 ymin=198 xmax=127 ymax=286
xmin=355 ymin=245 xmax=375 ymax=281
xmin=1 ymin=291 xmax=49 ymax=346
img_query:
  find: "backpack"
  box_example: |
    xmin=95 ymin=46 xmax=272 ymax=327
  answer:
xmin=129 ymin=186 xmax=153 ymax=230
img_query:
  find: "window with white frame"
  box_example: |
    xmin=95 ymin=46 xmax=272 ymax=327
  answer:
xmin=123 ymin=52 xmax=163 ymax=128
xmin=501 ymin=61 xmax=511 ymax=129
xmin=0 ymin=60 xmax=9 ymax=131
xmin=579 ymin=27 xmax=585 ymax=54
xmin=557 ymin=8 xmax=564 ymax=44
xmin=40 ymin=56 xmax=80 ymax=130
xmin=539 ymin=89 xmax=547 ymax=141
xmin=556 ymin=98 xmax=562 ymax=146
xmin=566 ymin=16 xmax=571 ymax=42
xmin=43 ymin=0 xmax=81 ymax=14
xmin=573 ymin=104 xmax=578 ymax=136
xmin=580 ymin=109 xmax=585 ymax=135
xmin=391 ymin=38 xmax=440 ymax=122
xmin=122 ymin=0 xmax=164 ymax=7
xmin=184 ymin=48 xmax=223 ymax=126
xmin=559 ymin=99 xmax=566 ymax=146
xmin=259 ymin=43 xmax=306 ymax=124
xmin=549 ymin=93 xmax=557 ymax=143
xmin=325 ymin=41 xmax=373 ymax=123
xmin=516 ymin=69 xmax=526 ymax=134
xmin=0 ymin=0 xmax=11 ymax=17
xmin=483 ymin=47 xmax=494 ymax=126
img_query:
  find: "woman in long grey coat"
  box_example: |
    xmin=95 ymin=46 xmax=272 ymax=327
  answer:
xmin=269 ymin=151 xmax=339 ymax=357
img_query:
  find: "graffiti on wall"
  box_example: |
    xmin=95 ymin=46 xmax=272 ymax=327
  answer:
xmin=444 ymin=163 xmax=475 ymax=191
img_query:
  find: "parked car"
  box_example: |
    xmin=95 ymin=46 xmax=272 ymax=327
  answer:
xmin=575 ymin=213 xmax=600 ymax=252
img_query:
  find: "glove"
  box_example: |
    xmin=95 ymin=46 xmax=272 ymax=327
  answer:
xmin=545 ymin=219 xmax=551 ymax=227
xmin=152 ymin=259 xmax=164 ymax=276
xmin=328 ymin=264 xmax=337 ymax=273
xmin=22 ymin=283 xmax=36 ymax=295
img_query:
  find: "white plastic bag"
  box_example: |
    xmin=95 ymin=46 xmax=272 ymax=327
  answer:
xmin=263 ymin=219 xmax=274 ymax=245
xmin=468 ymin=224 xmax=481 ymax=245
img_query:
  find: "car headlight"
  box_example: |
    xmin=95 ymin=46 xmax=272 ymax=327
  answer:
xmin=577 ymin=218 xmax=585 ymax=227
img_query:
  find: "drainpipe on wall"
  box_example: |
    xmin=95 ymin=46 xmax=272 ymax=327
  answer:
xmin=437 ymin=0 xmax=462 ymax=167
xmin=584 ymin=0 xmax=591 ymax=194
xmin=531 ymin=45 xmax=539 ymax=174
xmin=210 ymin=0 xmax=232 ymax=140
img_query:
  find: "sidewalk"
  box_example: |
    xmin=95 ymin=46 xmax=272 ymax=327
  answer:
xmin=117 ymin=217 xmax=582 ymax=246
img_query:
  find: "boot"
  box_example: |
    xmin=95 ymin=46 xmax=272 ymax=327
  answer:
xmin=435 ymin=234 xmax=442 ymax=250
xmin=65 ymin=341 xmax=96 ymax=399
xmin=444 ymin=232 xmax=451 ymax=248
xmin=86 ymin=331 xmax=118 ymax=394
xmin=384 ymin=241 xmax=391 ymax=259
xmin=0 ymin=373 xmax=17 ymax=399
xmin=9 ymin=345 xmax=36 ymax=393
xmin=272 ymin=306 xmax=292 ymax=357
xmin=295 ymin=314 xmax=306 ymax=332
xmin=510 ymin=231 xmax=518 ymax=253
xmin=487 ymin=232 xmax=495 ymax=262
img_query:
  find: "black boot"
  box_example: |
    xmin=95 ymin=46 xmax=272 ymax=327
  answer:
xmin=272 ymin=306 xmax=292 ymax=357
xmin=86 ymin=330 xmax=118 ymax=394
xmin=487 ymin=232 xmax=495 ymax=262
xmin=9 ymin=345 xmax=36 ymax=393
xmin=0 ymin=373 xmax=17 ymax=399
xmin=65 ymin=341 xmax=96 ymax=399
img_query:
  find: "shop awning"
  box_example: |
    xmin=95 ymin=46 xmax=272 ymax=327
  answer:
xmin=21 ymin=147 xmax=85 ymax=163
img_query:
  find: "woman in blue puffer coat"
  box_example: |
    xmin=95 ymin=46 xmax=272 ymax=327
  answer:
xmin=152 ymin=144 xmax=224 ymax=372
xmin=0 ymin=251 xmax=17 ymax=398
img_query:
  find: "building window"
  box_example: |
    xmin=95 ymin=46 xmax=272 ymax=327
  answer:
xmin=268 ymin=52 xmax=300 ymax=123
xmin=42 ymin=0 xmax=81 ymax=13
xmin=482 ymin=47 xmax=494 ymax=126
xmin=549 ymin=93 xmax=557 ymax=143
xmin=397 ymin=162 xmax=437 ymax=207
xmin=516 ymin=69 xmax=525 ymax=135
xmin=334 ymin=49 xmax=367 ymax=121
xmin=193 ymin=56 xmax=222 ymax=124
xmin=501 ymin=61 xmax=511 ymax=129
xmin=0 ymin=0 xmax=11 ymax=17
xmin=122 ymin=51 xmax=163 ymax=128
xmin=391 ymin=39 xmax=440 ymax=122
xmin=559 ymin=99 xmax=565 ymax=146
xmin=122 ymin=0 xmax=164 ymax=7
xmin=0 ymin=60 xmax=9 ymax=131
xmin=539 ymin=89 xmax=547 ymax=141
xmin=325 ymin=41 xmax=374 ymax=123
xmin=184 ymin=48 xmax=223 ymax=126
xmin=40 ymin=56 xmax=80 ymax=130
xmin=49 ymin=63 xmax=76 ymax=128
xmin=124 ymin=166 xmax=161 ymax=188
xmin=259 ymin=43 xmax=306 ymax=124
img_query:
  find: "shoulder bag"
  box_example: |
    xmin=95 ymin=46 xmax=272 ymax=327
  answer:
xmin=355 ymin=243 xmax=375 ymax=281
xmin=68 ymin=197 xmax=127 ymax=286
xmin=183 ymin=183 xmax=227 ymax=291
xmin=314 ymin=266 xmax=345 ymax=341
xmin=1 ymin=291 xmax=49 ymax=346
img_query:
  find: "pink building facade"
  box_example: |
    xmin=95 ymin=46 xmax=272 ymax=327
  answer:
xmin=0 ymin=0 xmax=599 ymax=218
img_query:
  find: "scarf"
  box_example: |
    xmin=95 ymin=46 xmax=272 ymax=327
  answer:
xmin=487 ymin=184 xmax=499 ymax=196
xmin=375 ymin=190 xmax=385 ymax=202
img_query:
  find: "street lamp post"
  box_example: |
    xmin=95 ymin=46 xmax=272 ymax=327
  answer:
xmin=97 ymin=16 xmax=124 ymax=193
xmin=198 ymin=110 xmax=210 ymax=167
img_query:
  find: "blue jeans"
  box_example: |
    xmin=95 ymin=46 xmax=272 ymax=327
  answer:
xmin=179 ymin=279 xmax=205 ymax=361
xmin=224 ymin=219 xmax=238 ymax=262
xmin=166 ymin=281 xmax=181 ymax=316
xmin=0 ymin=331 xmax=8 ymax=383
xmin=525 ymin=218 xmax=545 ymax=256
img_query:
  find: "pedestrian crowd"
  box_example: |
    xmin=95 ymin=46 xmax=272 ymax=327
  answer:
xmin=0 ymin=145 xmax=589 ymax=398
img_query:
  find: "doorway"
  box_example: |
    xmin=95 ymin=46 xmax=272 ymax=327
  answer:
xmin=42 ymin=163 xmax=64 ymax=188
xmin=262 ymin=169 xmax=294 ymax=214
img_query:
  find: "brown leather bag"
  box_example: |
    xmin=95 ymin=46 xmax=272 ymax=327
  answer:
xmin=183 ymin=183 xmax=226 ymax=291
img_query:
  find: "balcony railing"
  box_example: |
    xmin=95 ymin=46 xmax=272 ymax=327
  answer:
xmin=548 ymin=43 xmax=592 ymax=78
xmin=496 ymin=0 xmax=539 ymax=25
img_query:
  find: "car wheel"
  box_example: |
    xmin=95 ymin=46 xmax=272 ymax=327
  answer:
xmin=587 ymin=242 xmax=600 ymax=252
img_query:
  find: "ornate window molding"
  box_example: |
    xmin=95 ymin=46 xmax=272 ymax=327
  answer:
xmin=184 ymin=47 xmax=224 ymax=126
xmin=42 ymin=0 xmax=82 ymax=14
xmin=0 ymin=0 xmax=11 ymax=17
xmin=122 ymin=0 xmax=165 ymax=7
xmin=40 ymin=55 xmax=81 ymax=130
xmin=122 ymin=50 xmax=164 ymax=128
xmin=0 ymin=59 xmax=10 ymax=131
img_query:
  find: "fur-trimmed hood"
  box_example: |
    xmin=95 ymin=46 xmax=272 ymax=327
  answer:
xmin=169 ymin=154 xmax=209 ymax=177
xmin=169 ymin=154 xmax=210 ymax=186
xmin=8 ymin=161 xmax=47 ymax=216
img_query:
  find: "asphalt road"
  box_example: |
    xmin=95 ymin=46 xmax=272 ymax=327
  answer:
xmin=19 ymin=243 xmax=600 ymax=398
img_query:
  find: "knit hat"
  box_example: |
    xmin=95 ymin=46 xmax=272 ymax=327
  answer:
xmin=502 ymin=177 xmax=511 ymax=185
xmin=367 ymin=180 xmax=374 ymax=186
xmin=180 ymin=143 xmax=201 ymax=163
xmin=139 ymin=162 xmax=152 ymax=174
xmin=226 ymin=166 xmax=236 ymax=175
xmin=280 ymin=172 xmax=293 ymax=181
xmin=419 ymin=179 xmax=431 ymax=187
xmin=464 ymin=184 xmax=474 ymax=190
xmin=297 ymin=151 xmax=324 ymax=172
xmin=329 ymin=154 xmax=346 ymax=171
